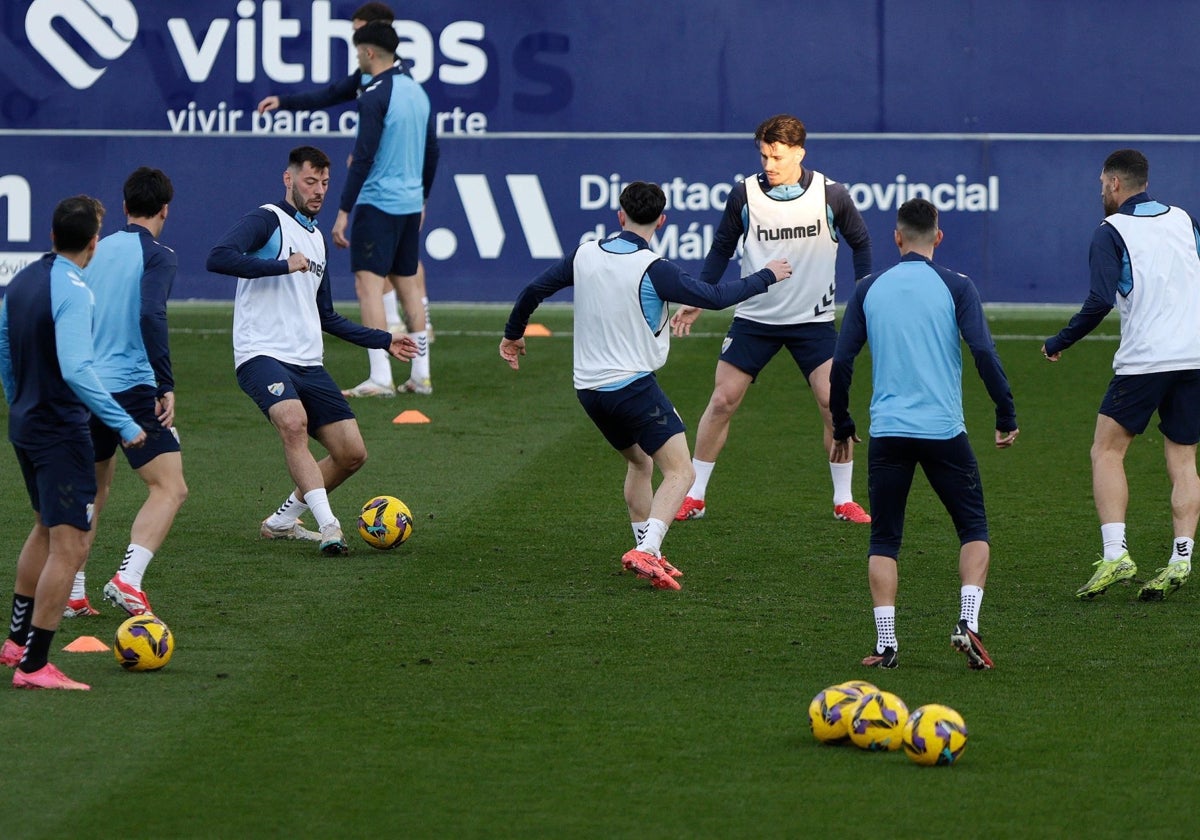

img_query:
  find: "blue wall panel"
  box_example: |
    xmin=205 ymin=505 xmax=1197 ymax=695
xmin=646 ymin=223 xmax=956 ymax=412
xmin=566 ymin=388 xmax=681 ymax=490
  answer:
xmin=2 ymin=1 xmax=1199 ymax=303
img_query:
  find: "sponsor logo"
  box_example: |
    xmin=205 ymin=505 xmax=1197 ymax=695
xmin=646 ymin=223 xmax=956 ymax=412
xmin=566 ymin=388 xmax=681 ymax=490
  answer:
xmin=580 ymin=174 xmax=736 ymax=213
xmin=845 ymin=175 xmax=999 ymax=212
xmin=425 ymin=174 xmax=562 ymax=261
xmin=17 ymin=2 xmax=573 ymax=134
xmin=575 ymin=171 xmax=999 ymax=265
xmin=26 ymin=0 xmax=139 ymax=90
xmin=164 ymin=2 xmax=490 ymax=87
xmin=757 ymin=219 xmax=822 ymax=241
xmin=579 ymin=174 xmax=726 ymax=261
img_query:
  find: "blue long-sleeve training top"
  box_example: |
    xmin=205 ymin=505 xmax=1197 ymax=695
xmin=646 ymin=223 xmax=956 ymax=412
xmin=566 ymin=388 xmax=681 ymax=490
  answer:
xmin=830 ymin=252 xmax=1016 ymax=441
xmin=339 ymin=66 xmax=438 ymax=215
xmin=85 ymin=223 xmax=177 ymax=397
xmin=0 ymin=252 xmax=141 ymax=445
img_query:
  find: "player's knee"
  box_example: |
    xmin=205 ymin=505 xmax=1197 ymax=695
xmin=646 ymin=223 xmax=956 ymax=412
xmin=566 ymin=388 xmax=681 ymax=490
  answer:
xmin=664 ymin=461 xmax=695 ymax=490
xmin=707 ymin=395 xmax=731 ymax=417
xmin=147 ymin=474 xmax=188 ymax=511
xmin=1089 ymin=440 xmax=1121 ymax=467
xmin=273 ymin=413 xmax=309 ymax=443
xmin=171 ymin=478 xmax=189 ymax=510
xmin=627 ymin=456 xmax=653 ymax=482
xmin=708 ymin=387 xmax=745 ymax=417
xmin=337 ymin=445 xmax=368 ymax=475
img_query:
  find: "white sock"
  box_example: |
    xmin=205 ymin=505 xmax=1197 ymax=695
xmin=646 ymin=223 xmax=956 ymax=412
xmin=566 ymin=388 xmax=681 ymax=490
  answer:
xmin=70 ymin=571 xmax=86 ymax=601
xmin=265 ymin=491 xmax=309 ymax=528
xmin=303 ymin=488 xmax=338 ymax=530
xmin=831 ymin=460 xmax=854 ymax=506
xmin=410 ymin=331 xmax=430 ymax=381
xmin=383 ymin=289 xmax=401 ymax=329
xmin=687 ymin=459 xmax=715 ymax=500
xmin=1172 ymin=537 xmax=1193 ymax=564
xmin=637 ymin=518 xmax=668 ymax=557
xmin=367 ymin=348 xmax=393 ymax=386
xmin=1101 ymin=522 xmax=1127 ymax=560
xmin=422 ymin=295 xmax=432 ymax=332
xmin=960 ymin=585 xmax=983 ymax=633
xmin=632 ymin=520 xmax=648 ymax=544
xmin=873 ymin=606 xmax=897 ymax=652
xmin=118 ymin=544 xmax=154 ymax=590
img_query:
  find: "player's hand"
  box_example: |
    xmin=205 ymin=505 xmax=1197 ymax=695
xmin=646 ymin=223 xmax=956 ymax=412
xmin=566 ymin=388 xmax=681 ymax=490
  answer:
xmin=155 ymin=391 xmax=175 ymax=428
xmin=995 ymin=428 xmax=1019 ymax=449
xmin=671 ymin=306 xmax=701 ymax=337
xmin=388 ymin=335 xmax=419 ymax=360
xmin=257 ymin=95 xmax=280 ymax=114
xmin=122 ymin=429 xmax=148 ymax=450
xmin=830 ymin=434 xmax=859 ymax=464
xmin=286 ymin=252 xmax=311 ymax=273
xmin=499 ymin=337 xmax=526 ymax=370
xmin=765 ymin=258 xmax=792 ymax=282
xmin=332 ymin=210 xmax=350 ymax=249
xmin=1041 ymin=343 xmax=1060 ymax=362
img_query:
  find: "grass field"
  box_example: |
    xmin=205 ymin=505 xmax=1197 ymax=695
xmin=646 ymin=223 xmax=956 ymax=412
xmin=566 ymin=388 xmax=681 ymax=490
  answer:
xmin=1 ymin=303 xmax=1197 ymax=839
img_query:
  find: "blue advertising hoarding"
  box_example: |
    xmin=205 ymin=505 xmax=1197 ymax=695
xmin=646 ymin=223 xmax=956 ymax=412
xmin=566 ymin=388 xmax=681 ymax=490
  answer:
xmin=2 ymin=1 xmax=1199 ymax=302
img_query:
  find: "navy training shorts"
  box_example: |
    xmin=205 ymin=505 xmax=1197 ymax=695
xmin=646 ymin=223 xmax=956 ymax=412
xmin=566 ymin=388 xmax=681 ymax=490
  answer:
xmin=14 ymin=436 xmax=97 ymax=530
xmin=577 ymin=373 xmax=686 ymax=455
xmin=866 ymin=432 xmax=989 ymax=560
xmin=718 ymin=318 xmax=837 ymax=383
xmin=350 ymin=203 xmax=421 ymax=277
xmin=1099 ymin=369 xmax=1200 ymax=444
xmin=90 ymin=384 xmax=179 ymax=469
xmin=235 ymin=355 xmax=356 ymax=435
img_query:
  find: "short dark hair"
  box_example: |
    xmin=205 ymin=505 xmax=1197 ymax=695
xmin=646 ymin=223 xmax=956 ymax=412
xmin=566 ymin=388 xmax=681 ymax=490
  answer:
xmin=353 ymin=20 xmax=399 ymax=54
xmin=52 ymin=195 xmax=104 ymax=253
xmin=123 ymin=167 xmax=173 ymax=218
xmin=896 ymin=197 xmax=938 ymax=241
xmin=619 ymin=181 xmax=667 ymax=225
xmin=352 ymin=2 xmax=394 ymax=24
xmin=288 ymin=145 xmax=332 ymax=172
xmin=1103 ymin=148 xmax=1149 ymax=188
xmin=755 ymin=114 xmax=806 ymax=148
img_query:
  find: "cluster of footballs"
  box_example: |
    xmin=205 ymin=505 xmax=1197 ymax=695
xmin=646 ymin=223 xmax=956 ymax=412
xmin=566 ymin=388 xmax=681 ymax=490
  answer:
xmin=808 ymin=680 xmax=968 ymax=766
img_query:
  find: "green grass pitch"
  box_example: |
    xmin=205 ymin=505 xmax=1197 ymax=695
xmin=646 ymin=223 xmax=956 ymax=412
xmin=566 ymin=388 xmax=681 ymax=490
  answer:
xmin=1 ymin=303 xmax=1195 ymax=839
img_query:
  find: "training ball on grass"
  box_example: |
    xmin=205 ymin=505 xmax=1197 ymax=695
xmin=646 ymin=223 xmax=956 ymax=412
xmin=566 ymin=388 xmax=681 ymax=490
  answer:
xmin=902 ymin=704 xmax=968 ymax=766
xmin=113 ymin=615 xmax=174 ymax=671
xmin=848 ymin=690 xmax=909 ymax=751
xmin=357 ymin=495 xmax=414 ymax=549
xmin=833 ymin=679 xmax=878 ymax=694
xmin=809 ymin=684 xmax=868 ymax=743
